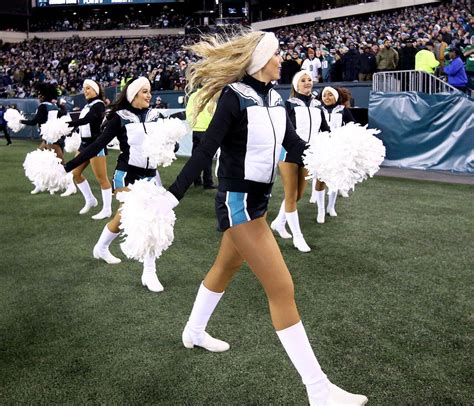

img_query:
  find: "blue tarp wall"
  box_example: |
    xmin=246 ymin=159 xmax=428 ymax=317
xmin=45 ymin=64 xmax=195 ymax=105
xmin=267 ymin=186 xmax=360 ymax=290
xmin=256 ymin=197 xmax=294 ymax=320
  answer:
xmin=369 ymin=92 xmax=474 ymax=173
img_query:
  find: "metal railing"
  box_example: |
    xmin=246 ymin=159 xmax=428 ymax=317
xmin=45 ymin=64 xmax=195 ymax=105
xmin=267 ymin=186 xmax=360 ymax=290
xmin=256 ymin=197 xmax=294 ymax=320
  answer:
xmin=373 ymin=70 xmax=460 ymax=94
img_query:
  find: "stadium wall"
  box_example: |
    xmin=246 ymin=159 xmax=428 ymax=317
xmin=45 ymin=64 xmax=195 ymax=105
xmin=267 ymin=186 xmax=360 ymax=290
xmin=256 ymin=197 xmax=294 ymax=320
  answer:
xmin=251 ymin=0 xmax=441 ymax=30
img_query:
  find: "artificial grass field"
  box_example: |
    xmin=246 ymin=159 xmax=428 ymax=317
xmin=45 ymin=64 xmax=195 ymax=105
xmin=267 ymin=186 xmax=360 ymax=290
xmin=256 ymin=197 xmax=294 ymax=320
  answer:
xmin=1 ymin=140 xmax=472 ymax=405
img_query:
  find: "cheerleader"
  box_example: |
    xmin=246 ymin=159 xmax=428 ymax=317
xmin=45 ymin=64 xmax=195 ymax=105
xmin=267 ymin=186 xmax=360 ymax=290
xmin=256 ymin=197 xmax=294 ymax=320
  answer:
xmin=64 ymin=77 xmax=165 ymax=293
xmin=270 ymin=70 xmax=330 ymax=252
xmin=156 ymin=31 xmax=367 ymax=405
xmin=21 ymin=82 xmax=66 ymax=194
xmin=309 ymin=86 xmax=355 ymax=223
xmin=62 ymin=80 xmax=113 ymax=221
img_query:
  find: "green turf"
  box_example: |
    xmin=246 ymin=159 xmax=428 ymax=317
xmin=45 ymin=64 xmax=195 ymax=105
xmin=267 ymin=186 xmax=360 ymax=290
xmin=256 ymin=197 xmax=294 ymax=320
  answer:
xmin=1 ymin=140 xmax=473 ymax=405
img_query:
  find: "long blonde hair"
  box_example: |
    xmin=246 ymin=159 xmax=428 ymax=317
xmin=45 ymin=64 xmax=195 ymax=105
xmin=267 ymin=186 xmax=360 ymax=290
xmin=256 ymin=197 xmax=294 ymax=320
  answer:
xmin=184 ymin=28 xmax=266 ymax=126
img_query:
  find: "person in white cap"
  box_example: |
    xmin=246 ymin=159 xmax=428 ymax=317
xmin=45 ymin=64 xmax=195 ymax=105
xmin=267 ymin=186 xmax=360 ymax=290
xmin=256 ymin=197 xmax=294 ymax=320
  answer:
xmin=62 ymin=80 xmax=113 ymax=221
xmin=156 ymin=30 xmax=367 ymax=406
xmin=64 ymin=77 xmax=166 ymax=293
xmin=309 ymin=86 xmax=355 ymax=223
xmin=270 ymin=70 xmax=330 ymax=252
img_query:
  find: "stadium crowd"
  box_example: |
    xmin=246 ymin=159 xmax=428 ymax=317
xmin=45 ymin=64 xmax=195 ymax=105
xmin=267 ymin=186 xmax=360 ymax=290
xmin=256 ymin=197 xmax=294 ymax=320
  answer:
xmin=0 ymin=2 xmax=472 ymax=98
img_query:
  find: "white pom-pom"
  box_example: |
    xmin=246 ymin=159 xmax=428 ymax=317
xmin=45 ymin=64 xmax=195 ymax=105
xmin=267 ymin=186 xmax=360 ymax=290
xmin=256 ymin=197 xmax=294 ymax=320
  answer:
xmin=4 ymin=109 xmax=26 ymax=133
xmin=40 ymin=116 xmax=72 ymax=144
xmin=23 ymin=149 xmax=69 ymax=194
xmin=64 ymin=131 xmax=81 ymax=153
xmin=142 ymin=118 xmax=187 ymax=168
xmin=117 ymin=179 xmax=176 ymax=262
xmin=304 ymin=123 xmax=385 ymax=196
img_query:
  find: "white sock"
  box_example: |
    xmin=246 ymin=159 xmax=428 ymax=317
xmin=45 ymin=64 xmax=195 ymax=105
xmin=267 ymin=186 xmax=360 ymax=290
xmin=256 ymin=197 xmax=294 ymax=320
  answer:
xmin=315 ymin=190 xmax=326 ymax=211
xmin=275 ymin=200 xmax=286 ymax=225
xmin=77 ymin=180 xmax=95 ymax=203
xmin=96 ymin=225 xmax=119 ymax=251
xmin=286 ymin=210 xmax=303 ymax=238
xmin=276 ymin=321 xmax=329 ymax=405
xmin=100 ymin=188 xmax=113 ymax=213
xmin=327 ymin=191 xmax=337 ymax=212
xmin=142 ymin=253 xmax=156 ymax=276
xmin=187 ymin=282 xmax=224 ymax=344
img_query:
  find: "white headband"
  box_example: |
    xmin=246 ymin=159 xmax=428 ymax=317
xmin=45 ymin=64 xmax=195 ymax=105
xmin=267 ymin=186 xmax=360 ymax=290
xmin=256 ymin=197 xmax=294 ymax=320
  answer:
xmin=126 ymin=77 xmax=150 ymax=103
xmin=322 ymin=86 xmax=339 ymax=102
xmin=246 ymin=32 xmax=280 ymax=75
xmin=83 ymin=79 xmax=99 ymax=96
xmin=292 ymin=70 xmax=312 ymax=92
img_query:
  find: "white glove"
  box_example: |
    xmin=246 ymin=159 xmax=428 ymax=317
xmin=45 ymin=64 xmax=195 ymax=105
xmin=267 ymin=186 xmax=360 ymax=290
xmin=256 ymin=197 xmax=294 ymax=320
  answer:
xmin=155 ymin=191 xmax=179 ymax=216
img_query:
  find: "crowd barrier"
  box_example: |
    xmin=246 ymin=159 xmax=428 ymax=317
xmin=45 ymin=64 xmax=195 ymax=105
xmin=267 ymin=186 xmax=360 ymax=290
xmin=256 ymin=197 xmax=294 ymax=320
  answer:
xmin=369 ymin=91 xmax=474 ymax=173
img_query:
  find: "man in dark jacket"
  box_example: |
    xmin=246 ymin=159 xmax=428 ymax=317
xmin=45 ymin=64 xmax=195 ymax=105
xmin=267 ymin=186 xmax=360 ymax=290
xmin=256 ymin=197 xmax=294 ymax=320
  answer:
xmin=280 ymin=53 xmax=301 ymax=84
xmin=358 ymin=46 xmax=377 ymax=81
xmin=342 ymin=44 xmax=360 ymax=81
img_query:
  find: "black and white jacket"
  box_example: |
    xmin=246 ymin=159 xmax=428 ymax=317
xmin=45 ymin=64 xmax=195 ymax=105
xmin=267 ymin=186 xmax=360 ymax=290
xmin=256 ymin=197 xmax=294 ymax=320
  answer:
xmin=168 ymin=75 xmax=306 ymax=200
xmin=286 ymin=93 xmax=330 ymax=144
xmin=64 ymin=107 xmax=162 ymax=174
xmin=68 ymin=97 xmax=105 ymax=145
xmin=21 ymin=101 xmax=59 ymax=127
xmin=321 ymin=104 xmax=355 ymax=131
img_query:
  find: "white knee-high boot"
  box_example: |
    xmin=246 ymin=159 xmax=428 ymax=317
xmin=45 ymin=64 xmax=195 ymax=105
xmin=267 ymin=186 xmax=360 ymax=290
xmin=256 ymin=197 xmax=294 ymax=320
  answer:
xmin=315 ymin=190 xmax=326 ymax=224
xmin=182 ymin=282 xmax=230 ymax=352
xmin=92 ymin=224 xmax=121 ymax=264
xmin=327 ymin=191 xmax=338 ymax=217
xmin=91 ymin=188 xmax=113 ymax=220
xmin=286 ymin=210 xmax=311 ymax=252
xmin=141 ymin=253 xmax=163 ymax=292
xmin=277 ymin=321 xmax=368 ymax=406
xmin=77 ymin=180 xmax=98 ymax=214
xmin=271 ymin=200 xmax=292 ymax=239
xmin=309 ymin=179 xmax=317 ymax=203
xmin=60 ymin=173 xmax=77 ymax=197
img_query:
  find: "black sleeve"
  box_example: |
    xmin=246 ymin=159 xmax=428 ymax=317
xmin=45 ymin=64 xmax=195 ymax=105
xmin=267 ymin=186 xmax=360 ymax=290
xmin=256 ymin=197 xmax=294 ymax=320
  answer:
xmin=285 ymin=101 xmax=296 ymax=128
xmin=68 ymin=102 xmax=105 ymax=128
xmin=168 ymin=87 xmax=240 ymax=200
xmin=343 ymin=108 xmax=355 ymax=124
xmin=64 ymin=114 xmax=121 ymax=173
xmin=320 ymin=110 xmax=330 ymax=132
xmin=21 ymin=104 xmax=48 ymax=126
xmin=282 ymin=112 xmax=308 ymax=166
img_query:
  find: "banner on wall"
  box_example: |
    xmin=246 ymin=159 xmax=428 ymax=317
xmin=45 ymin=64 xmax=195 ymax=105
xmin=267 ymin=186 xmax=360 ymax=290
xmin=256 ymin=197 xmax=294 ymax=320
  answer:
xmin=368 ymin=92 xmax=474 ymax=173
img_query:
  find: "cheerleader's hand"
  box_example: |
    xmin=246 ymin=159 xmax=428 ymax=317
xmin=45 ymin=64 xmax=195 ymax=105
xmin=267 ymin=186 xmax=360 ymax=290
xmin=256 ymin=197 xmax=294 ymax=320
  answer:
xmin=155 ymin=191 xmax=179 ymax=216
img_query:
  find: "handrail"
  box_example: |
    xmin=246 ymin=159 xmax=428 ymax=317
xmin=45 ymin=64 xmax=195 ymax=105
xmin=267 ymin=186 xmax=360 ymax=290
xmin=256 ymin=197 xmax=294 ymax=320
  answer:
xmin=372 ymin=70 xmax=460 ymax=94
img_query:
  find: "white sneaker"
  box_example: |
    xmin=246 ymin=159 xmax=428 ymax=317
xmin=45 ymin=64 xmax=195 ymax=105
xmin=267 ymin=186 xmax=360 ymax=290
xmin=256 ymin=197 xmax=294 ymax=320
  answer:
xmin=317 ymin=209 xmax=326 ymax=224
xmin=270 ymin=219 xmax=292 ymax=239
xmin=311 ymin=383 xmax=368 ymax=406
xmin=30 ymin=186 xmax=41 ymax=195
xmin=93 ymin=245 xmax=121 ymax=264
xmin=79 ymin=198 xmax=98 ymax=215
xmin=61 ymin=184 xmax=77 ymax=197
xmin=141 ymin=272 xmax=164 ymax=292
xmin=309 ymin=194 xmax=317 ymax=204
xmin=182 ymin=325 xmax=230 ymax=352
xmin=91 ymin=209 xmax=112 ymax=220
xmin=327 ymin=208 xmax=337 ymax=217
xmin=293 ymin=236 xmax=311 ymax=253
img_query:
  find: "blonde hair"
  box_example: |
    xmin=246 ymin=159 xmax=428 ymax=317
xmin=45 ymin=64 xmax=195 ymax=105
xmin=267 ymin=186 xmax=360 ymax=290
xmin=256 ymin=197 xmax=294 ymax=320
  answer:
xmin=184 ymin=28 xmax=266 ymax=126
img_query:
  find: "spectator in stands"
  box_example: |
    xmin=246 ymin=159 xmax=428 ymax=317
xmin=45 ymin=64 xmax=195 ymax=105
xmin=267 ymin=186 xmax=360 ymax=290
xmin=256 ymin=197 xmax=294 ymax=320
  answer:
xmin=280 ymin=52 xmax=300 ymax=84
xmin=398 ymin=38 xmax=418 ymax=71
xmin=463 ymin=35 xmax=474 ymax=90
xmin=301 ymin=48 xmax=322 ymax=82
xmin=442 ymin=47 xmax=468 ymax=92
xmin=358 ymin=45 xmax=377 ymax=81
xmin=154 ymin=96 xmax=168 ymax=109
xmin=376 ymin=39 xmax=399 ymax=72
xmin=341 ymin=43 xmax=360 ymax=81
xmin=434 ymin=34 xmax=449 ymax=67
xmin=320 ymin=47 xmax=335 ymax=83
xmin=415 ymin=41 xmax=440 ymax=74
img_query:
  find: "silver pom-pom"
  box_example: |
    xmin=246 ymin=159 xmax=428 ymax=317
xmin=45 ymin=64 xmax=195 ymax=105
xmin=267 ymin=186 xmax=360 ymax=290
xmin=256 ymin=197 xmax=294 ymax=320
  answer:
xmin=142 ymin=118 xmax=188 ymax=168
xmin=23 ymin=149 xmax=69 ymax=194
xmin=64 ymin=131 xmax=81 ymax=153
xmin=117 ymin=179 xmax=176 ymax=262
xmin=304 ymin=123 xmax=385 ymax=196
xmin=40 ymin=116 xmax=72 ymax=144
xmin=4 ymin=109 xmax=26 ymax=133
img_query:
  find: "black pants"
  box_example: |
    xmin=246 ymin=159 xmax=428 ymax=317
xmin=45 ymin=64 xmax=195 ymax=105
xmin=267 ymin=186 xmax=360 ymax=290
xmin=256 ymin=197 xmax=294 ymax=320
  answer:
xmin=0 ymin=125 xmax=11 ymax=144
xmin=192 ymin=131 xmax=213 ymax=187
